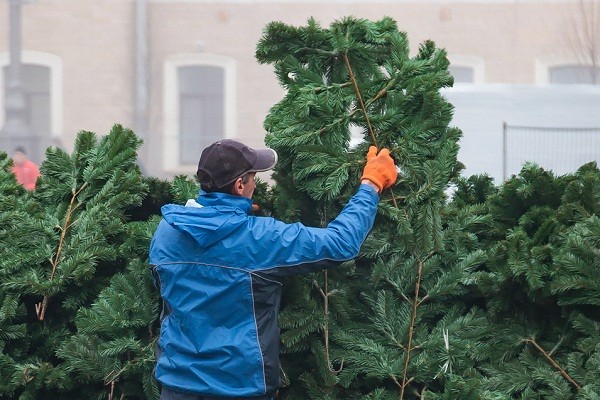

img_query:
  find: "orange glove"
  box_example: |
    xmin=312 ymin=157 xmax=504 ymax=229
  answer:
xmin=360 ymin=146 xmax=398 ymax=192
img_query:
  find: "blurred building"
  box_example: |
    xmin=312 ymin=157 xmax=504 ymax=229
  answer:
xmin=0 ymin=0 xmax=599 ymax=180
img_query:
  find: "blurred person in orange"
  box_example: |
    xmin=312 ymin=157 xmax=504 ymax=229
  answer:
xmin=11 ymin=147 xmax=40 ymax=191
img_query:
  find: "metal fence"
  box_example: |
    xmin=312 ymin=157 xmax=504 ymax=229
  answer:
xmin=502 ymin=122 xmax=600 ymax=180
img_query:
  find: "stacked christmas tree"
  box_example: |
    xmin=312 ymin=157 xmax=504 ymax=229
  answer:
xmin=0 ymin=16 xmax=598 ymax=400
xmin=256 ymin=16 xmax=600 ymax=400
xmin=0 ymin=125 xmax=164 ymax=399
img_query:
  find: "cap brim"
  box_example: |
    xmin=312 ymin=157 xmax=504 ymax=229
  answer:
xmin=250 ymin=148 xmax=278 ymax=172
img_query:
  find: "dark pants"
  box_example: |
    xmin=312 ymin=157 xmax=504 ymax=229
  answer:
xmin=160 ymin=387 xmax=275 ymax=400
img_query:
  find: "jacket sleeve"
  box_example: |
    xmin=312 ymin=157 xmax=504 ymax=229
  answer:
xmin=248 ymin=184 xmax=379 ymax=276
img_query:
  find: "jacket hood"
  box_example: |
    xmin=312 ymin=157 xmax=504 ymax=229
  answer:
xmin=161 ymin=191 xmax=252 ymax=248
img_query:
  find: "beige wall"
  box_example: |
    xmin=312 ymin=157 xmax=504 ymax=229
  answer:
xmin=25 ymin=1 xmax=133 ymax=138
xmin=0 ymin=0 xmax=593 ymax=177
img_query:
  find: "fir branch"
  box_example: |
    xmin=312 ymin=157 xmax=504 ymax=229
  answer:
xmin=103 ymin=342 xmax=155 ymax=384
xmin=342 ymin=53 xmax=377 ymax=146
xmin=35 ymin=182 xmax=88 ymax=321
xmin=314 ymin=81 xmax=354 ymax=93
xmin=313 ymin=270 xmax=344 ymax=374
xmin=342 ymin=52 xmax=399 ymax=208
xmin=366 ymin=290 xmax=407 ymax=351
xmin=400 ymin=251 xmax=434 ymax=400
xmin=522 ymin=338 xmax=582 ymax=392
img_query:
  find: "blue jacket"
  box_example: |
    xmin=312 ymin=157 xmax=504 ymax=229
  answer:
xmin=149 ymin=184 xmax=379 ymax=397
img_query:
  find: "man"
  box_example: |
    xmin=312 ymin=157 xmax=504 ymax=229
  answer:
xmin=11 ymin=147 xmax=40 ymax=191
xmin=149 ymin=139 xmax=397 ymax=400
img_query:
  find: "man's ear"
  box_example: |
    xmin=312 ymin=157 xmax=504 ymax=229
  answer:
xmin=231 ymin=177 xmax=244 ymax=196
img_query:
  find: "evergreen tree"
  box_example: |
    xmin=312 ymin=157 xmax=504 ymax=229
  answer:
xmin=455 ymin=163 xmax=600 ymax=399
xmin=0 ymin=16 xmax=597 ymax=400
xmin=0 ymin=152 xmax=31 ymax=398
xmin=257 ymin=16 xmax=599 ymax=400
xmin=53 ymin=174 xmax=205 ymax=400
xmin=256 ymin=16 xmax=482 ymax=399
xmin=0 ymin=129 xmax=273 ymax=399
xmin=0 ymin=125 xmax=161 ymax=399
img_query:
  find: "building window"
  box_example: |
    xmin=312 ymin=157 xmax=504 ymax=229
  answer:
xmin=178 ymin=66 xmax=224 ymax=165
xmin=447 ymin=55 xmax=485 ymax=84
xmin=3 ymin=64 xmax=51 ymax=134
xmin=0 ymin=51 xmax=62 ymax=161
xmin=164 ymin=54 xmax=236 ymax=172
xmin=449 ymin=66 xmax=475 ymax=83
xmin=549 ymin=65 xmax=600 ymax=84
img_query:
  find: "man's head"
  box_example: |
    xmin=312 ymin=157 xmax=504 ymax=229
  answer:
xmin=12 ymin=147 xmax=28 ymax=166
xmin=196 ymin=139 xmax=277 ymax=198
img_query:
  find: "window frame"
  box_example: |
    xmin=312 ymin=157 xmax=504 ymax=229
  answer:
xmin=536 ymin=57 xmax=600 ymax=85
xmin=447 ymin=54 xmax=485 ymax=84
xmin=0 ymin=51 xmax=62 ymax=139
xmin=548 ymin=64 xmax=599 ymax=84
xmin=163 ymin=53 xmax=236 ymax=173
